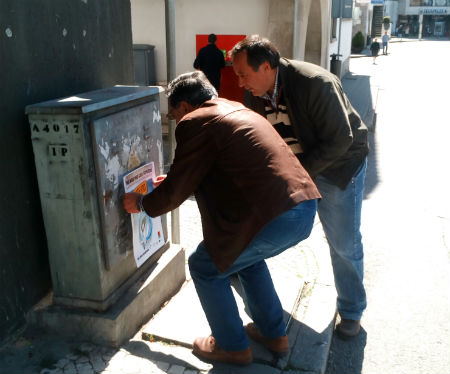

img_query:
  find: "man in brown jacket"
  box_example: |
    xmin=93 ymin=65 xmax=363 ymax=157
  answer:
xmin=123 ymin=71 xmax=320 ymax=365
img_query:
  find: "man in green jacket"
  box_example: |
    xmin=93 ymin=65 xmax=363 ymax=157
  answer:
xmin=230 ymin=35 xmax=369 ymax=339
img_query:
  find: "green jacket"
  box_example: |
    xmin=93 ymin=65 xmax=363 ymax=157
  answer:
xmin=246 ymin=58 xmax=369 ymax=189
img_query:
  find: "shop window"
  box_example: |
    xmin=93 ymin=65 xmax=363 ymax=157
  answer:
xmin=410 ymin=0 xmax=433 ymax=6
xmin=435 ymin=0 xmax=449 ymax=6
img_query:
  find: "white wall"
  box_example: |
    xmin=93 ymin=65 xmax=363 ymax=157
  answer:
xmin=131 ymin=0 xmax=166 ymax=84
xmin=131 ymin=0 xmax=269 ymax=85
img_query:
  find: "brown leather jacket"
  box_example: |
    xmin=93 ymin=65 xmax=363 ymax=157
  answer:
xmin=142 ymin=98 xmax=320 ymax=272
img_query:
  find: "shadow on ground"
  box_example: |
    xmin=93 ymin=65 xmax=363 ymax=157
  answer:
xmin=326 ymin=327 xmax=367 ymax=374
xmin=341 ymin=72 xmax=379 ymax=199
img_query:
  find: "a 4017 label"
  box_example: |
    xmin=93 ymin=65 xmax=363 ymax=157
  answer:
xmin=31 ymin=120 xmax=80 ymax=135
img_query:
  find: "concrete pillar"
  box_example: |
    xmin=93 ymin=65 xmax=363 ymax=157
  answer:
xmin=293 ymin=0 xmax=312 ymax=61
xmin=320 ymin=0 xmax=332 ymax=67
xmin=267 ymin=0 xmax=296 ymax=58
xmin=418 ymin=12 xmax=423 ymax=40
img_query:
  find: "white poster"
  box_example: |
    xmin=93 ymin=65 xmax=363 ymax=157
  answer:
xmin=123 ymin=162 xmax=165 ymax=267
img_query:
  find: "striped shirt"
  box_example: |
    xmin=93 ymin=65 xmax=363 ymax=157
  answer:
xmin=262 ymin=78 xmax=303 ymax=156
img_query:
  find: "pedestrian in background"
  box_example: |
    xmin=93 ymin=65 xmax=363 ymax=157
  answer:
xmin=123 ymin=71 xmax=321 ymax=365
xmin=370 ymin=38 xmax=380 ymax=64
xmin=382 ymin=32 xmax=390 ymax=55
xmin=230 ymin=35 xmax=369 ymax=339
xmin=193 ymin=33 xmax=225 ymax=92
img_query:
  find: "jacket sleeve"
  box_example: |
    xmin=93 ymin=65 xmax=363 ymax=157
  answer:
xmin=220 ymin=50 xmax=225 ymax=69
xmin=297 ymin=76 xmax=353 ymax=178
xmin=141 ymin=118 xmax=216 ymax=217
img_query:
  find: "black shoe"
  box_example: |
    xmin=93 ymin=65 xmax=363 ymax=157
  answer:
xmin=336 ymin=318 xmax=361 ymax=339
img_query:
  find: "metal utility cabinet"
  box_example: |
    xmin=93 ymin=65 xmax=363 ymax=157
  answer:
xmin=133 ymin=44 xmax=156 ymax=86
xmin=26 ymin=86 xmax=170 ymax=312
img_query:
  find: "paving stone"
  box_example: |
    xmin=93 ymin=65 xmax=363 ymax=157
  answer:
xmin=77 ymin=355 xmax=90 ymax=363
xmin=121 ymin=355 xmax=143 ymax=374
xmin=75 ymin=361 xmax=94 ymax=374
xmin=63 ymin=362 xmax=77 ymax=374
xmin=136 ymin=359 xmax=160 ymax=373
xmin=91 ymin=356 xmax=107 ymax=372
xmin=140 ymin=335 xmax=211 ymax=371
xmin=167 ymin=364 xmax=185 ymax=374
xmin=103 ymin=358 xmax=126 ymax=373
xmin=155 ymin=361 xmax=170 ymax=372
xmin=55 ymin=358 xmax=70 ymax=368
xmin=183 ymin=370 xmax=199 ymax=374
xmin=108 ymin=349 xmax=128 ymax=364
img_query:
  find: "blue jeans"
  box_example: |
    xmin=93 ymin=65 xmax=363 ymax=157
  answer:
xmin=188 ymin=199 xmax=317 ymax=351
xmin=315 ymin=159 xmax=367 ymax=320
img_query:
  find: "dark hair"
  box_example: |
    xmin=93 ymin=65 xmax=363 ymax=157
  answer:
xmin=208 ymin=33 xmax=217 ymax=44
xmin=166 ymin=71 xmax=217 ymax=108
xmin=229 ymin=34 xmax=280 ymax=71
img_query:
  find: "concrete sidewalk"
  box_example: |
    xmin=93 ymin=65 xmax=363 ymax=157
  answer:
xmin=341 ymin=65 xmax=378 ymax=131
xmin=0 ymin=205 xmax=337 ymax=374
xmin=0 ymin=57 xmax=375 ymax=374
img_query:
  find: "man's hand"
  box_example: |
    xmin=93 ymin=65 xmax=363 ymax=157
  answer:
xmin=123 ymin=192 xmax=142 ymax=213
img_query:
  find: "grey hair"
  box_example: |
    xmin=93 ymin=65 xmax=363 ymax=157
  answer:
xmin=166 ymin=71 xmax=217 ymax=108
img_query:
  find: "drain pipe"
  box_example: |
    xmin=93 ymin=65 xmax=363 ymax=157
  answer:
xmin=165 ymin=0 xmax=180 ymax=244
xmin=331 ymin=0 xmax=343 ymax=77
xmin=293 ymin=0 xmax=299 ymax=58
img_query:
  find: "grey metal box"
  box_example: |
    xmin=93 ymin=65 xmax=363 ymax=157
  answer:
xmin=133 ymin=44 xmax=156 ymax=86
xmin=26 ymin=86 xmax=168 ymax=311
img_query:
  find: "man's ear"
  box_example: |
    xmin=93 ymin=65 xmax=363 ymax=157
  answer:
xmin=180 ymin=101 xmax=196 ymax=114
xmin=260 ymin=61 xmax=272 ymax=73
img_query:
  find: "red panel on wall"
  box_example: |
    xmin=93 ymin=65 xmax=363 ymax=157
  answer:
xmin=195 ymin=34 xmax=246 ymax=103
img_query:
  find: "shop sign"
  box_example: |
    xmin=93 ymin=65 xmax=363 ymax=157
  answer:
xmin=420 ymin=8 xmax=449 ymax=14
xmin=332 ymin=0 xmax=354 ymax=18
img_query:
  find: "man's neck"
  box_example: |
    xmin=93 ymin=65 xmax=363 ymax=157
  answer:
xmin=261 ymin=68 xmax=280 ymax=108
xmin=267 ymin=68 xmax=278 ymax=96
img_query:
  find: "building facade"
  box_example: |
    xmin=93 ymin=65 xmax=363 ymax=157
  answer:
xmin=131 ymin=0 xmax=354 ymax=91
xmin=390 ymin=0 xmax=450 ymax=36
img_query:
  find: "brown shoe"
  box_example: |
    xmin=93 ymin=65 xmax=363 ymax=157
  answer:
xmin=336 ymin=318 xmax=361 ymax=339
xmin=192 ymin=336 xmax=252 ymax=365
xmin=245 ymin=323 xmax=289 ymax=357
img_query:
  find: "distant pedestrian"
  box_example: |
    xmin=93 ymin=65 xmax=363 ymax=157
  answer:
xmin=370 ymin=38 xmax=380 ymax=64
xmin=405 ymin=25 xmax=410 ymax=37
xmin=193 ymin=33 xmax=225 ymax=92
xmin=382 ymin=32 xmax=390 ymax=55
xmin=398 ymin=24 xmax=403 ymax=39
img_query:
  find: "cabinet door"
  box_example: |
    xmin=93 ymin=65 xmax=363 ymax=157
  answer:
xmin=91 ymin=100 xmax=164 ymax=269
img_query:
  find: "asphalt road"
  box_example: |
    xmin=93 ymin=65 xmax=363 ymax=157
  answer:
xmin=326 ymin=39 xmax=450 ymax=374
